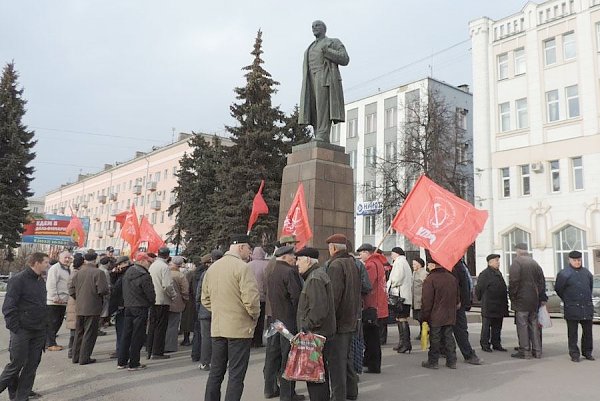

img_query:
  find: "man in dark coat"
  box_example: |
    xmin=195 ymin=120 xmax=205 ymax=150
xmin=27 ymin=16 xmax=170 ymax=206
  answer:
xmin=475 ymin=254 xmax=508 ymax=352
xmin=555 ymin=250 xmax=595 ymax=362
xmin=0 ymin=252 xmax=49 ymax=401
xmin=69 ymin=250 xmax=110 ymax=365
xmin=450 ymin=259 xmax=481 ymax=365
xmin=265 ymin=245 xmax=303 ymax=401
xmin=118 ymin=253 xmax=156 ymax=370
xmin=296 ymin=247 xmax=335 ymax=401
xmin=421 ymin=258 xmax=460 ymax=369
xmin=324 ymin=234 xmax=361 ymax=401
xmin=508 ymin=243 xmax=547 ymax=359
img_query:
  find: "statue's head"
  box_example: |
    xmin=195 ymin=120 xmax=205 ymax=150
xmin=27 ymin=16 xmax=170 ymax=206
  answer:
xmin=312 ymin=20 xmax=327 ymax=38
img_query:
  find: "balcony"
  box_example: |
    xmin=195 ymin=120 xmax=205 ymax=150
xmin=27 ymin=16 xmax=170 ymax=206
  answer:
xmin=94 ymin=216 xmax=101 ymax=222
xmin=106 ymin=229 xmax=115 ymax=238
xmin=146 ymin=181 xmax=157 ymax=191
xmin=96 ymin=231 xmax=104 ymax=239
xmin=132 ymin=185 xmax=142 ymax=195
xmin=81 ymin=202 xmax=88 ymax=209
xmin=72 ymin=203 xmax=80 ymax=211
xmin=150 ymin=201 xmax=161 ymax=210
xmin=109 ymin=193 xmax=118 ymax=202
xmin=97 ymin=195 xmax=107 ymax=204
xmin=59 ymin=206 xmax=66 ymax=214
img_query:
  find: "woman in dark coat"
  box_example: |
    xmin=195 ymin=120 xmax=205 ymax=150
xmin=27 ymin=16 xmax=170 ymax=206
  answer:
xmin=475 ymin=254 xmax=508 ymax=352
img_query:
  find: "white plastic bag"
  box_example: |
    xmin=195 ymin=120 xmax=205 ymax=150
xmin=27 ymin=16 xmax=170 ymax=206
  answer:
xmin=538 ymin=304 xmax=552 ymax=328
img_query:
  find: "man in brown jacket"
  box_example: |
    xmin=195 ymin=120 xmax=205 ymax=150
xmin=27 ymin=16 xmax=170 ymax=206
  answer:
xmin=202 ymin=234 xmax=260 ymax=401
xmin=68 ymin=250 xmax=109 ymax=365
xmin=325 ymin=234 xmax=361 ymax=401
xmin=421 ymin=258 xmax=460 ymax=370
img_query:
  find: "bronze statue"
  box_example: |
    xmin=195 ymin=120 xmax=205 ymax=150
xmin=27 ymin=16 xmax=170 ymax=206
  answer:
xmin=299 ymin=20 xmax=349 ymax=143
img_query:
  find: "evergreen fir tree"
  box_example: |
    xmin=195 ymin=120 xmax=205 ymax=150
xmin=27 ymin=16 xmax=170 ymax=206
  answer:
xmin=168 ymin=134 xmax=224 ymax=260
xmin=211 ymin=30 xmax=290 ymax=247
xmin=0 ymin=62 xmax=36 ymax=252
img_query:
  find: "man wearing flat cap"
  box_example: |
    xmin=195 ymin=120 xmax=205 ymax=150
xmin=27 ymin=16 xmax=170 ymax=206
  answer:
xmin=202 ymin=234 xmax=260 ymax=401
xmin=265 ymin=245 xmax=303 ymax=401
xmin=324 ymin=233 xmax=361 ymax=401
xmin=147 ymin=247 xmax=176 ymax=360
xmin=508 ymin=243 xmax=547 ymax=359
xmin=475 ymin=254 xmax=508 ymax=353
xmin=296 ymin=247 xmax=335 ymax=400
xmin=555 ymin=250 xmax=594 ymax=362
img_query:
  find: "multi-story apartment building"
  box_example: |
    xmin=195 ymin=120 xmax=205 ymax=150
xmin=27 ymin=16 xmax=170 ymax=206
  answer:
xmin=470 ymin=0 xmax=600 ymax=276
xmin=332 ymin=77 xmax=474 ymax=253
xmin=44 ymin=133 xmax=229 ymax=253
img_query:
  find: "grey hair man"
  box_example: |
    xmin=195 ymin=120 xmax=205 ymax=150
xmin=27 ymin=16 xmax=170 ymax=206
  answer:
xmin=508 ymin=243 xmax=547 ymax=359
xmin=46 ymin=250 xmax=73 ymax=350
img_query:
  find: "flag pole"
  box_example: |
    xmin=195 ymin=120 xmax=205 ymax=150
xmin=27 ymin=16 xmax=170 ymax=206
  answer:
xmin=375 ymin=223 xmax=394 ymax=252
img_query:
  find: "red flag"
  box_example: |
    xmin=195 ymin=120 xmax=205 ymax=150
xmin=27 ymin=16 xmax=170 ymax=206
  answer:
xmin=391 ymin=175 xmax=488 ymax=271
xmin=118 ymin=205 xmax=140 ymax=249
xmin=281 ymin=183 xmax=313 ymax=250
xmin=65 ymin=211 xmax=86 ymax=247
xmin=247 ymin=180 xmax=269 ymax=233
xmin=136 ymin=216 xmax=165 ymax=254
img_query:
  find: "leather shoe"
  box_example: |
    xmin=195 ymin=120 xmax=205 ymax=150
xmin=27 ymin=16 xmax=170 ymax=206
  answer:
xmin=80 ymin=358 xmax=96 ymax=365
xmin=493 ymin=346 xmax=508 ymax=352
xmin=151 ymin=354 xmax=170 ymax=360
xmin=421 ymin=361 xmax=439 ymax=369
xmin=481 ymin=346 xmax=492 ymax=353
xmin=446 ymin=362 xmax=457 ymax=369
xmin=583 ymin=355 xmax=595 ymax=361
xmin=466 ymin=356 xmax=482 ymax=365
xmin=511 ymin=352 xmax=531 ymax=360
xmin=571 ymin=356 xmax=580 ymax=362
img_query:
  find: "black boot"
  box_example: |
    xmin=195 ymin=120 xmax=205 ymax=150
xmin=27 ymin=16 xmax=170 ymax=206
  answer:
xmin=397 ymin=322 xmax=412 ymax=354
xmin=393 ymin=322 xmax=403 ymax=351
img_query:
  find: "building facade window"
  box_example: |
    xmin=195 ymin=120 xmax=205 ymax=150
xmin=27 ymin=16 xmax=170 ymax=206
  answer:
xmin=385 ymin=142 xmax=397 ymax=163
xmin=348 ymin=150 xmax=357 ymax=170
xmin=565 ymin=85 xmax=579 ymax=118
xmin=456 ymin=108 xmax=467 ymax=130
xmin=347 ymin=118 xmax=358 ymax=138
xmin=499 ymin=102 xmax=510 ymax=131
xmin=501 ymin=167 xmax=510 ymax=198
xmin=546 ymin=90 xmax=559 ymax=122
xmin=520 ymin=164 xmax=531 ymax=196
xmin=563 ymin=31 xmax=576 ymax=60
xmin=571 ymin=156 xmax=583 ymax=190
xmin=363 ymin=180 xmax=376 ymax=201
xmin=553 ymin=225 xmax=588 ymax=273
xmin=514 ymin=48 xmax=526 ymax=75
xmin=365 ymin=112 xmax=377 ymax=133
xmin=544 ymin=38 xmax=556 ymax=65
xmin=330 ymin=123 xmax=341 ymax=142
xmin=502 ymin=228 xmax=531 ymax=272
xmin=365 ymin=147 xmax=377 ymax=167
xmin=550 ymin=160 xmax=560 ymax=192
xmin=363 ymin=215 xmax=376 ymax=236
xmin=384 ymin=107 xmax=397 ymax=128
xmin=498 ymin=53 xmax=509 ymax=79
xmin=516 ymin=98 xmax=528 ymax=129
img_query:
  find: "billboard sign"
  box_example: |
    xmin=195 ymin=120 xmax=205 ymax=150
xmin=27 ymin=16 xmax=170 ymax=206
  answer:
xmin=356 ymin=201 xmax=383 ymax=216
xmin=21 ymin=214 xmax=90 ymax=246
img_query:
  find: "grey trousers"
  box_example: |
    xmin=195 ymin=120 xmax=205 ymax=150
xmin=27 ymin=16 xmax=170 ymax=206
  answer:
xmin=515 ymin=311 xmax=541 ymax=356
xmin=164 ymin=312 xmax=181 ymax=353
xmin=200 ymin=319 xmax=212 ymax=366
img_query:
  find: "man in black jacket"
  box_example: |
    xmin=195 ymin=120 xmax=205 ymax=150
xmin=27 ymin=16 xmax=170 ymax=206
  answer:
xmin=475 ymin=254 xmax=508 ymax=352
xmin=451 ymin=260 xmax=482 ymax=365
xmin=0 ymin=252 xmax=49 ymax=400
xmin=118 ymin=253 xmax=156 ymax=371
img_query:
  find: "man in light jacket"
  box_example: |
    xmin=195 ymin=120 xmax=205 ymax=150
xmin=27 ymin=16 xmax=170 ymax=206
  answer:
xmin=387 ymin=247 xmax=413 ymax=353
xmin=147 ymin=247 xmax=176 ymax=360
xmin=202 ymin=234 xmax=260 ymax=401
xmin=46 ymin=250 xmax=72 ymax=351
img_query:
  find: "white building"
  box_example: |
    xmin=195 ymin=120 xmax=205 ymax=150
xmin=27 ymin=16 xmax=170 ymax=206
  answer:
xmin=332 ymin=77 xmax=474 ymax=254
xmin=470 ymin=0 xmax=600 ymax=276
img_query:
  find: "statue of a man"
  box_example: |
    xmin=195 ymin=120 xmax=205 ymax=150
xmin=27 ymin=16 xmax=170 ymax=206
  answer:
xmin=299 ymin=20 xmax=350 ymax=143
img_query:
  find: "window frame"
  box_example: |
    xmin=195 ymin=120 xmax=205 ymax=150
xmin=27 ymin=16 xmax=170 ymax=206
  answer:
xmin=365 ymin=112 xmax=377 ymax=134
xmin=553 ymin=225 xmax=589 ymax=274
xmin=544 ymin=37 xmax=557 ymax=66
xmin=565 ymin=85 xmax=580 ymax=119
xmin=514 ymin=48 xmax=526 ymax=75
xmin=549 ymin=160 xmax=560 ymax=193
xmin=347 ymin=118 xmax=358 ymax=138
xmin=384 ymin=107 xmax=397 ymax=129
xmin=363 ymin=215 xmax=376 ymax=236
xmin=365 ymin=147 xmax=377 ymax=168
xmin=563 ymin=31 xmax=576 ymax=60
xmin=500 ymin=167 xmax=511 ymax=198
xmin=520 ymin=164 xmax=531 ymax=196
xmin=502 ymin=228 xmax=531 ymax=272
xmin=497 ymin=53 xmax=509 ymax=80
xmin=499 ymin=102 xmax=511 ymax=132
xmin=516 ymin=98 xmax=528 ymax=129
xmin=571 ymin=156 xmax=584 ymax=190
xmin=546 ymin=89 xmax=560 ymax=122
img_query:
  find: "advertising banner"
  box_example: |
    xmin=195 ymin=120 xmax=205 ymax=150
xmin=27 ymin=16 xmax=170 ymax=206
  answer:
xmin=21 ymin=214 xmax=90 ymax=246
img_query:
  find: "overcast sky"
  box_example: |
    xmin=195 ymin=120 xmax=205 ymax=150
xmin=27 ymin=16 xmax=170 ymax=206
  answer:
xmin=1 ymin=0 xmax=528 ymax=197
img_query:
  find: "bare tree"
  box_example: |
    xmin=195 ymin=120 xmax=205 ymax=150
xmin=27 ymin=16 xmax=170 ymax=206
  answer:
xmin=372 ymin=86 xmax=472 ymax=217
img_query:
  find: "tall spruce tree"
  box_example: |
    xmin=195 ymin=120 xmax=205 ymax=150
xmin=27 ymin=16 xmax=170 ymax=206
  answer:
xmin=211 ymin=30 xmax=291 ymax=247
xmin=167 ymin=134 xmax=224 ymax=259
xmin=0 ymin=62 xmax=36 ymax=253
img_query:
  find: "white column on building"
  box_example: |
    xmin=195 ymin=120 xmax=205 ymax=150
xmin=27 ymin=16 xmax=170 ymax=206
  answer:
xmin=470 ymin=17 xmax=494 ymax=271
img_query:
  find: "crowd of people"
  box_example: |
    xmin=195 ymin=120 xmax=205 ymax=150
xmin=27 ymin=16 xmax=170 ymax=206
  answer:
xmin=0 ymin=235 xmax=595 ymax=401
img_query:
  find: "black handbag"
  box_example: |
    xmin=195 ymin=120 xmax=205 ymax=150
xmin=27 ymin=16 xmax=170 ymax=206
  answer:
xmin=387 ymin=294 xmax=405 ymax=307
xmin=362 ymin=307 xmax=378 ymax=326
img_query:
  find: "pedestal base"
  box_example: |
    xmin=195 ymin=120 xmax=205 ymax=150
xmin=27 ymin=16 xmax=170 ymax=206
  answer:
xmin=278 ymin=141 xmax=355 ymax=262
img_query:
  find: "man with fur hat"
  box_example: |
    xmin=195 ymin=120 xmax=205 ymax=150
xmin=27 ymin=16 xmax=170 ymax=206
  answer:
xmin=69 ymin=249 xmax=109 ymax=365
xmin=555 ymin=250 xmax=595 ymax=362
xmin=325 ymin=233 xmax=361 ymax=401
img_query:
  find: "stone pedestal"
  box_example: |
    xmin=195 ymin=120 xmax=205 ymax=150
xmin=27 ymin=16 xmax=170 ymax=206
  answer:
xmin=278 ymin=141 xmax=355 ymax=262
